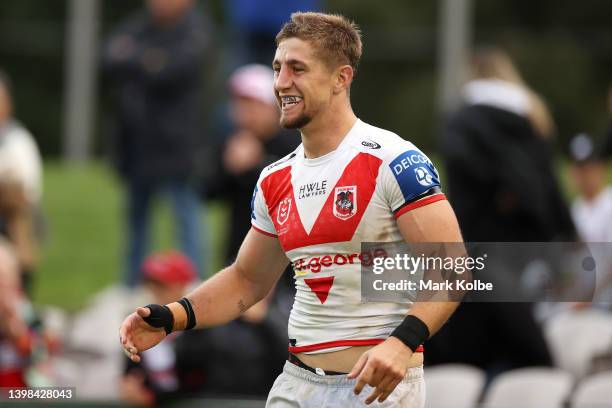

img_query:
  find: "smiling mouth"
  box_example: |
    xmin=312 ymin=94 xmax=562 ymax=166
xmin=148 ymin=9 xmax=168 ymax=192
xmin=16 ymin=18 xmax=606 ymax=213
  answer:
xmin=280 ymin=96 xmax=303 ymax=109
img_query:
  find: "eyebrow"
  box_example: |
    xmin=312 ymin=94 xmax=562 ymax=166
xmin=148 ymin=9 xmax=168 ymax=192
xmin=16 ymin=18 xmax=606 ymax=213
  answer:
xmin=272 ymin=58 xmax=308 ymax=67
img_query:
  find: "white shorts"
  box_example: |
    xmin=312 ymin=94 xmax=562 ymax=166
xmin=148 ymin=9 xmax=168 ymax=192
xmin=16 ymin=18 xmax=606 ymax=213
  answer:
xmin=266 ymin=361 xmax=425 ymax=408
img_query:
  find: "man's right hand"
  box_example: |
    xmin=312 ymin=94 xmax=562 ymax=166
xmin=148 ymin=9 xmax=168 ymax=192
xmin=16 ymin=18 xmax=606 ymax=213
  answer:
xmin=119 ymin=307 xmax=167 ymax=363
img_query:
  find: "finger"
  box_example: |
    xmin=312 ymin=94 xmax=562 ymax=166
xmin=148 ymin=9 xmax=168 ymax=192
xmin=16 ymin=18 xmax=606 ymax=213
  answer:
xmin=364 ymin=368 xmax=386 ymax=404
xmin=136 ymin=307 xmax=150 ymax=318
xmin=119 ymin=325 xmax=128 ymax=345
xmin=376 ymin=376 xmax=395 ymax=402
xmin=365 ymin=386 xmax=383 ymax=405
xmin=379 ymin=377 xmax=402 ymax=403
xmin=353 ymin=363 xmax=375 ymax=396
xmin=347 ymin=353 xmax=368 ymax=379
xmin=123 ymin=345 xmax=141 ymax=363
xmin=123 ymin=345 xmax=136 ymax=356
xmin=123 ymin=348 xmax=139 ymax=363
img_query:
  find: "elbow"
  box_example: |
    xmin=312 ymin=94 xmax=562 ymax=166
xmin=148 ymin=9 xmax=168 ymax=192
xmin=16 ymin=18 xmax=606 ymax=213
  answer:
xmin=232 ymin=261 xmax=268 ymax=303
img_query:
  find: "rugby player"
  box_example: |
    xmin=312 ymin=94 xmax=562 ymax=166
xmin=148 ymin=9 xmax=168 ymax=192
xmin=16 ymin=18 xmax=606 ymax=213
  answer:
xmin=120 ymin=12 xmax=462 ymax=407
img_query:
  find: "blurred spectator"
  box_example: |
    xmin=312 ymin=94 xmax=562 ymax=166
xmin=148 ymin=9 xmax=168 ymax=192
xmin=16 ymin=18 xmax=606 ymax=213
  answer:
xmin=121 ymin=250 xmax=202 ymax=406
xmin=0 ymin=238 xmax=53 ymax=389
xmin=102 ymin=0 xmax=212 ymax=287
xmin=441 ymin=46 xmax=575 ymax=242
xmin=0 ymin=70 xmax=43 ymax=296
xmin=0 ymin=238 xmax=29 ymax=387
xmin=224 ymin=0 xmax=321 ymax=66
xmin=569 ymin=134 xmax=612 ymax=307
xmin=428 ymin=47 xmax=573 ymax=378
xmin=207 ymin=64 xmax=298 ymax=264
xmin=569 ymin=133 xmax=612 ymax=242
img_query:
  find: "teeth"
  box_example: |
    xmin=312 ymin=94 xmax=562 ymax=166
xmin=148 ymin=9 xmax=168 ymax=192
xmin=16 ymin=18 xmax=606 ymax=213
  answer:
xmin=282 ymin=96 xmax=302 ymax=104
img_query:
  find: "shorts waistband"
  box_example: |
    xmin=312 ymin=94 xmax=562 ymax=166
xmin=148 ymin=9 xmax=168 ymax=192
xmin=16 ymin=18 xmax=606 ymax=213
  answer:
xmin=281 ymin=360 xmax=423 ymax=387
xmin=288 ymin=353 xmax=347 ymax=375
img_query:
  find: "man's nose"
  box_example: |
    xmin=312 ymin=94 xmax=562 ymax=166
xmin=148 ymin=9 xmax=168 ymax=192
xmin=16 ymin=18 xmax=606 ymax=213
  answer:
xmin=274 ymin=66 xmax=292 ymax=92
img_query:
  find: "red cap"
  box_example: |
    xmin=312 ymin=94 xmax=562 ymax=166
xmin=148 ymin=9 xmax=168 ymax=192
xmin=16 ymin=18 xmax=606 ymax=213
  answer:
xmin=141 ymin=251 xmax=196 ymax=285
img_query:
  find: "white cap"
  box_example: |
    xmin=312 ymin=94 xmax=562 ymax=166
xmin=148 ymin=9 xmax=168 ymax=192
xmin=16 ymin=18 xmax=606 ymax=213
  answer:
xmin=228 ymin=64 xmax=276 ymax=106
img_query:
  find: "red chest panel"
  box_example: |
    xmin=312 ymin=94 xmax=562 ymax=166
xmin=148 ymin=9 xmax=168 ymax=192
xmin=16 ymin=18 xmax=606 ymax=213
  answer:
xmin=260 ymin=153 xmax=382 ymax=252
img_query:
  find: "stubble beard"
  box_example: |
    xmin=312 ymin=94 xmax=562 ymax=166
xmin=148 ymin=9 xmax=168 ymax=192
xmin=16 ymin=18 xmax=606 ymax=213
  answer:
xmin=280 ymin=112 xmax=312 ymax=130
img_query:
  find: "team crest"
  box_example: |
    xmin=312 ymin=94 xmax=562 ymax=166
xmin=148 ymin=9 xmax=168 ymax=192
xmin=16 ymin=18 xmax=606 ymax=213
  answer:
xmin=277 ymin=197 xmax=292 ymax=225
xmin=333 ymin=186 xmax=357 ymax=220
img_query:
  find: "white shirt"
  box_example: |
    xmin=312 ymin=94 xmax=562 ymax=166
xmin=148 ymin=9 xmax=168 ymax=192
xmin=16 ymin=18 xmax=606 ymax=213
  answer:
xmin=251 ymin=119 xmax=445 ymax=353
xmin=572 ymin=187 xmax=612 ymax=304
xmin=572 ymin=187 xmax=612 ymax=243
xmin=0 ymin=121 xmax=43 ymax=204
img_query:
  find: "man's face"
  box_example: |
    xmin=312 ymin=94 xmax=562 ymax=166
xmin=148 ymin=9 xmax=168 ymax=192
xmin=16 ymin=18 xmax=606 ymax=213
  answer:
xmin=273 ymin=38 xmax=336 ymax=130
xmin=571 ymin=161 xmax=607 ymax=198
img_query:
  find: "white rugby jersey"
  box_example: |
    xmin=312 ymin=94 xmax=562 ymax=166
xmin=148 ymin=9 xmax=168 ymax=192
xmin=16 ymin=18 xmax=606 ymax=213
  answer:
xmin=251 ymin=119 xmax=445 ymax=354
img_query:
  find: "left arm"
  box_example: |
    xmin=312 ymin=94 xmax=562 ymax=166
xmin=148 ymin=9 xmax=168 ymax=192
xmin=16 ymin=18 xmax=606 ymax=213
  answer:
xmin=349 ymin=200 xmax=463 ymax=404
xmin=395 ymin=199 xmax=463 ymax=336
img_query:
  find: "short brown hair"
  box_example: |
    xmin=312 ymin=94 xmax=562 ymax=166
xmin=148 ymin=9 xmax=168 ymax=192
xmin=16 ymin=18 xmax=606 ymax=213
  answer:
xmin=276 ymin=12 xmax=362 ymax=73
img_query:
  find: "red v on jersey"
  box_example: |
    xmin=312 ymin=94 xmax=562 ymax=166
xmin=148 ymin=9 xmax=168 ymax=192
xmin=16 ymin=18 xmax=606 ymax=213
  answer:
xmin=304 ymin=276 xmax=335 ymax=304
xmin=260 ymin=153 xmax=382 ymax=252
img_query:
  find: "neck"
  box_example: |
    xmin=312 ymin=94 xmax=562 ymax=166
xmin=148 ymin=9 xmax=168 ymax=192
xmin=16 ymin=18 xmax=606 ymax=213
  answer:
xmin=300 ymin=102 xmax=357 ymax=158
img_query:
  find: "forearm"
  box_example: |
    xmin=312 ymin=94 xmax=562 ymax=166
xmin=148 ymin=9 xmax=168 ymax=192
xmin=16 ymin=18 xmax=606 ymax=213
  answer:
xmin=168 ymin=263 xmax=269 ymax=330
xmin=407 ymin=301 xmax=460 ymax=338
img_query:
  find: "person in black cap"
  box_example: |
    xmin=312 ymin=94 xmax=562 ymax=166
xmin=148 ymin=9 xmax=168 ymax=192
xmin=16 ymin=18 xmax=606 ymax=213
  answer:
xmin=569 ymin=133 xmax=612 ymax=243
xmin=569 ymin=133 xmax=612 ymax=308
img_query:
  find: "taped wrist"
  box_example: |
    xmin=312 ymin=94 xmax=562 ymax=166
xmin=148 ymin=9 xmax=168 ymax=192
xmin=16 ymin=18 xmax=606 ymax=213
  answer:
xmin=143 ymin=304 xmax=174 ymax=335
xmin=177 ymin=297 xmax=196 ymax=330
xmin=390 ymin=315 xmax=430 ymax=352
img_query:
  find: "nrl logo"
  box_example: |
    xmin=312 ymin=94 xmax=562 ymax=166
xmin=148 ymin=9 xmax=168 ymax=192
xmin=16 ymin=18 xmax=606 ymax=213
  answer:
xmin=361 ymin=140 xmax=381 ymax=149
xmin=277 ymin=197 xmax=292 ymax=225
xmin=333 ymin=186 xmax=357 ymax=220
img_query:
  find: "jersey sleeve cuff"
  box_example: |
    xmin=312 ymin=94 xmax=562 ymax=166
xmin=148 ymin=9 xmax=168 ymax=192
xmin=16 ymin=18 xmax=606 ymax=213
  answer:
xmin=251 ymin=223 xmax=278 ymax=238
xmin=394 ymin=193 xmax=447 ymax=219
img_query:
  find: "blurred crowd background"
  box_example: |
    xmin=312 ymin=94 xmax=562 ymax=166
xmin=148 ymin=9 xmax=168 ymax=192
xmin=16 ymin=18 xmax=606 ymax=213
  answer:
xmin=1 ymin=0 xmax=612 ymax=407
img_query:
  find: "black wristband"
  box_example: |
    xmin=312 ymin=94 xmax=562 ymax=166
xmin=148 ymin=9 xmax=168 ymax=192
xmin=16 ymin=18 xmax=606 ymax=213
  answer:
xmin=390 ymin=315 xmax=430 ymax=352
xmin=178 ymin=297 xmax=197 ymax=330
xmin=142 ymin=304 xmax=174 ymax=335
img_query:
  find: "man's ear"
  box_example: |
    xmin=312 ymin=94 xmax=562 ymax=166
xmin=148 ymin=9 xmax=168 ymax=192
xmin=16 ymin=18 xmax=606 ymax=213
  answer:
xmin=333 ymin=65 xmax=354 ymax=95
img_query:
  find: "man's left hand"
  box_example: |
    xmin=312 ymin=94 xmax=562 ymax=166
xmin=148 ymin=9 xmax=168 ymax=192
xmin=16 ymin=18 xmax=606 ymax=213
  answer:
xmin=347 ymin=337 xmax=413 ymax=404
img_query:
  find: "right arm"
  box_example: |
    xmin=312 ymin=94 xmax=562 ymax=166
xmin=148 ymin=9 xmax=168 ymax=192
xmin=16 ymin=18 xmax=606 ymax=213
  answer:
xmin=171 ymin=227 xmax=288 ymax=329
xmin=119 ymin=227 xmax=288 ymax=362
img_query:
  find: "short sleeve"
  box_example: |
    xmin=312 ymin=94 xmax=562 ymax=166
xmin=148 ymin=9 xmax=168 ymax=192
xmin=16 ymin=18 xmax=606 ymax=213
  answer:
xmin=250 ymin=182 xmax=278 ymax=237
xmin=381 ymin=145 xmax=446 ymax=218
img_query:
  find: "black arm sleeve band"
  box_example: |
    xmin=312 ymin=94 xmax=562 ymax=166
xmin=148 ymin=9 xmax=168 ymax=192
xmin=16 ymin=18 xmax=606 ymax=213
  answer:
xmin=390 ymin=315 xmax=430 ymax=352
xmin=142 ymin=304 xmax=174 ymax=335
xmin=178 ymin=297 xmax=197 ymax=330
xmin=392 ymin=186 xmax=442 ymax=215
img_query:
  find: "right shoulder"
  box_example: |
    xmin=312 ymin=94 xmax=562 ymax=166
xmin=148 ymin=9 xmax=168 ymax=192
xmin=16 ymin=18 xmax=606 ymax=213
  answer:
xmin=257 ymin=146 xmax=301 ymax=183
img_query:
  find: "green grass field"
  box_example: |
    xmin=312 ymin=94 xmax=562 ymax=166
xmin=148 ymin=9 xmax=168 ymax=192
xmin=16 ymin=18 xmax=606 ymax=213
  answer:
xmin=35 ymin=161 xmax=228 ymax=311
xmin=34 ymin=158 xmax=607 ymax=311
